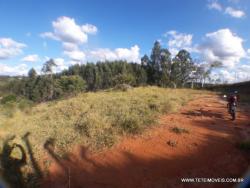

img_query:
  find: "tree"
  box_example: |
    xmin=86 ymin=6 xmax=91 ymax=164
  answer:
xmin=150 ymin=41 xmax=162 ymax=84
xmin=159 ymin=48 xmax=171 ymax=87
xmin=28 ymin=68 xmax=37 ymax=79
xmin=41 ymin=59 xmax=57 ymax=100
xmin=84 ymin=63 xmax=96 ymax=90
xmin=41 ymin=59 xmax=56 ymax=75
xmin=171 ymin=49 xmax=194 ymax=87
xmin=141 ymin=55 xmax=150 ymax=66
xmin=193 ymin=60 xmax=223 ymax=88
xmin=58 ymin=75 xmax=86 ymax=93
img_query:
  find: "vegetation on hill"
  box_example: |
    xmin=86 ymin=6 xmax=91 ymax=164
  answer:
xmin=209 ymin=81 xmax=250 ymax=103
xmin=3 ymin=41 xmax=217 ymax=103
xmin=0 ymin=87 xmax=202 ymax=159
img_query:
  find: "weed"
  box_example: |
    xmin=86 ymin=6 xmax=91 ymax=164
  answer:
xmin=167 ymin=140 xmax=177 ymax=147
xmin=170 ymin=126 xmax=189 ymax=134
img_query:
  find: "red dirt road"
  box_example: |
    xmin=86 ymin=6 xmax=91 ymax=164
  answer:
xmin=42 ymin=94 xmax=250 ymax=188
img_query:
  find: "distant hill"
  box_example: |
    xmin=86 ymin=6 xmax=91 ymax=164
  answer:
xmin=208 ymin=81 xmax=250 ymax=103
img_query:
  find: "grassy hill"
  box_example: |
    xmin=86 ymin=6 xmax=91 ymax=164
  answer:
xmin=0 ymin=87 xmax=205 ymax=159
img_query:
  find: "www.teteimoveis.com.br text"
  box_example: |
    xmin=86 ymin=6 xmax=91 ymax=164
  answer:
xmin=181 ymin=177 xmax=244 ymax=183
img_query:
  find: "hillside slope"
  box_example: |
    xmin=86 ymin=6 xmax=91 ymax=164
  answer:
xmin=42 ymin=94 xmax=250 ymax=188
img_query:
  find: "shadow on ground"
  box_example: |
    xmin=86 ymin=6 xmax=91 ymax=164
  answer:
xmin=0 ymin=132 xmax=43 ymax=188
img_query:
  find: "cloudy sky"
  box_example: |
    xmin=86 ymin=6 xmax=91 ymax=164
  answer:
xmin=0 ymin=0 xmax=250 ymax=83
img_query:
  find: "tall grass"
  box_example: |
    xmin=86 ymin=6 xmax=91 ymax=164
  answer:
xmin=0 ymin=87 xmax=203 ymax=160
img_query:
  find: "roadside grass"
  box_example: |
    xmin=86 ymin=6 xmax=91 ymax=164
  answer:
xmin=0 ymin=87 xmax=206 ymax=163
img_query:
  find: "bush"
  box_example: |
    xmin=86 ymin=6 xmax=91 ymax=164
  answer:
xmin=95 ymin=129 xmax=116 ymax=149
xmin=120 ymin=115 xmax=141 ymax=134
xmin=114 ymin=84 xmax=132 ymax=91
xmin=58 ymin=75 xmax=86 ymax=93
xmin=1 ymin=94 xmax=17 ymax=104
xmin=112 ymin=74 xmax=136 ymax=86
xmin=18 ymin=99 xmax=34 ymax=111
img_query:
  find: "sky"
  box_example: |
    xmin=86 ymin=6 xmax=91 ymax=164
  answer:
xmin=0 ymin=0 xmax=250 ymax=83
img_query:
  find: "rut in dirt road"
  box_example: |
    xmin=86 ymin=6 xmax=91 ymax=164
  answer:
xmin=42 ymin=95 xmax=250 ymax=188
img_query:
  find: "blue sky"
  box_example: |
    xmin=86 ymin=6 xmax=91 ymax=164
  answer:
xmin=0 ymin=0 xmax=250 ymax=82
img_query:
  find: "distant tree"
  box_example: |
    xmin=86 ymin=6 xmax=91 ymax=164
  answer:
xmin=28 ymin=68 xmax=37 ymax=79
xmin=41 ymin=59 xmax=56 ymax=75
xmin=84 ymin=63 xmax=96 ymax=90
xmin=58 ymin=75 xmax=86 ymax=93
xmin=171 ymin=49 xmax=195 ymax=87
xmin=193 ymin=60 xmax=223 ymax=88
xmin=141 ymin=55 xmax=150 ymax=66
xmin=112 ymin=73 xmax=136 ymax=86
xmin=102 ymin=63 xmax=112 ymax=88
xmin=159 ymin=48 xmax=171 ymax=87
xmin=150 ymin=41 xmax=162 ymax=84
xmin=41 ymin=59 xmax=57 ymax=100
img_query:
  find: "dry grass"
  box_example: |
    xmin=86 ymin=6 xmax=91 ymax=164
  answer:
xmin=0 ymin=87 xmax=206 ymax=161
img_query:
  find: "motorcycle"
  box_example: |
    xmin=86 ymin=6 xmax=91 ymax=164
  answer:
xmin=229 ymin=102 xmax=237 ymax=120
xmin=224 ymin=95 xmax=237 ymax=120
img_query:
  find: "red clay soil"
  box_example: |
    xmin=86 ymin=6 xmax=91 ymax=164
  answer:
xmin=42 ymin=94 xmax=250 ymax=188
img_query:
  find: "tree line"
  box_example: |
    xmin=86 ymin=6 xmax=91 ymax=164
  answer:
xmin=7 ymin=41 xmax=217 ymax=102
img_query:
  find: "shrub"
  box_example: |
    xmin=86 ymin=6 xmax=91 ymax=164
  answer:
xmin=18 ymin=99 xmax=34 ymax=111
xmin=112 ymin=74 xmax=136 ymax=86
xmin=95 ymin=129 xmax=116 ymax=149
xmin=113 ymin=84 xmax=132 ymax=91
xmin=1 ymin=94 xmax=17 ymax=104
xmin=170 ymin=126 xmax=189 ymax=134
xmin=58 ymin=75 xmax=86 ymax=93
xmin=120 ymin=115 xmax=141 ymax=134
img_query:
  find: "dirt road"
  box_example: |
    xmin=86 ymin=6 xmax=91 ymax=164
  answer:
xmin=42 ymin=94 xmax=250 ymax=188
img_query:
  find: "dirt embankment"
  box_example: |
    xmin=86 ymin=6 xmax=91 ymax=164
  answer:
xmin=42 ymin=94 xmax=250 ymax=188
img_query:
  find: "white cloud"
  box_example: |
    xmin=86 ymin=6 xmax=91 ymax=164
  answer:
xmin=218 ymin=69 xmax=235 ymax=83
xmin=41 ymin=16 xmax=98 ymax=62
xmin=89 ymin=45 xmax=140 ymax=63
xmin=41 ymin=16 xmax=98 ymax=44
xmin=81 ymin=24 xmax=98 ymax=34
xmin=207 ymin=1 xmax=246 ymax=19
xmin=0 ymin=38 xmax=26 ymax=60
xmin=40 ymin=32 xmax=59 ymax=40
xmin=64 ymin=50 xmax=85 ymax=62
xmin=54 ymin=58 xmax=68 ymax=72
xmin=21 ymin=54 xmax=40 ymax=63
xmin=198 ymin=28 xmax=245 ymax=68
xmin=212 ymin=63 xmax=250 ymax=83
xmin=164 ymin=30 xmax=196 ymax=56
xmin=207 ymin=1 xmax=223 ymax=11
xmin=225 ymin=7 xmax=245 ymax=18
xmin=62 ymin=42 xmax=79 ymax=51
xmin=0 ymin=63 xmax=28 ymax=76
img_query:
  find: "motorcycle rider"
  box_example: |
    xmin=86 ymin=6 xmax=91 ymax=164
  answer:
xmin=227 ymin=91 xmax=239 ymax=119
